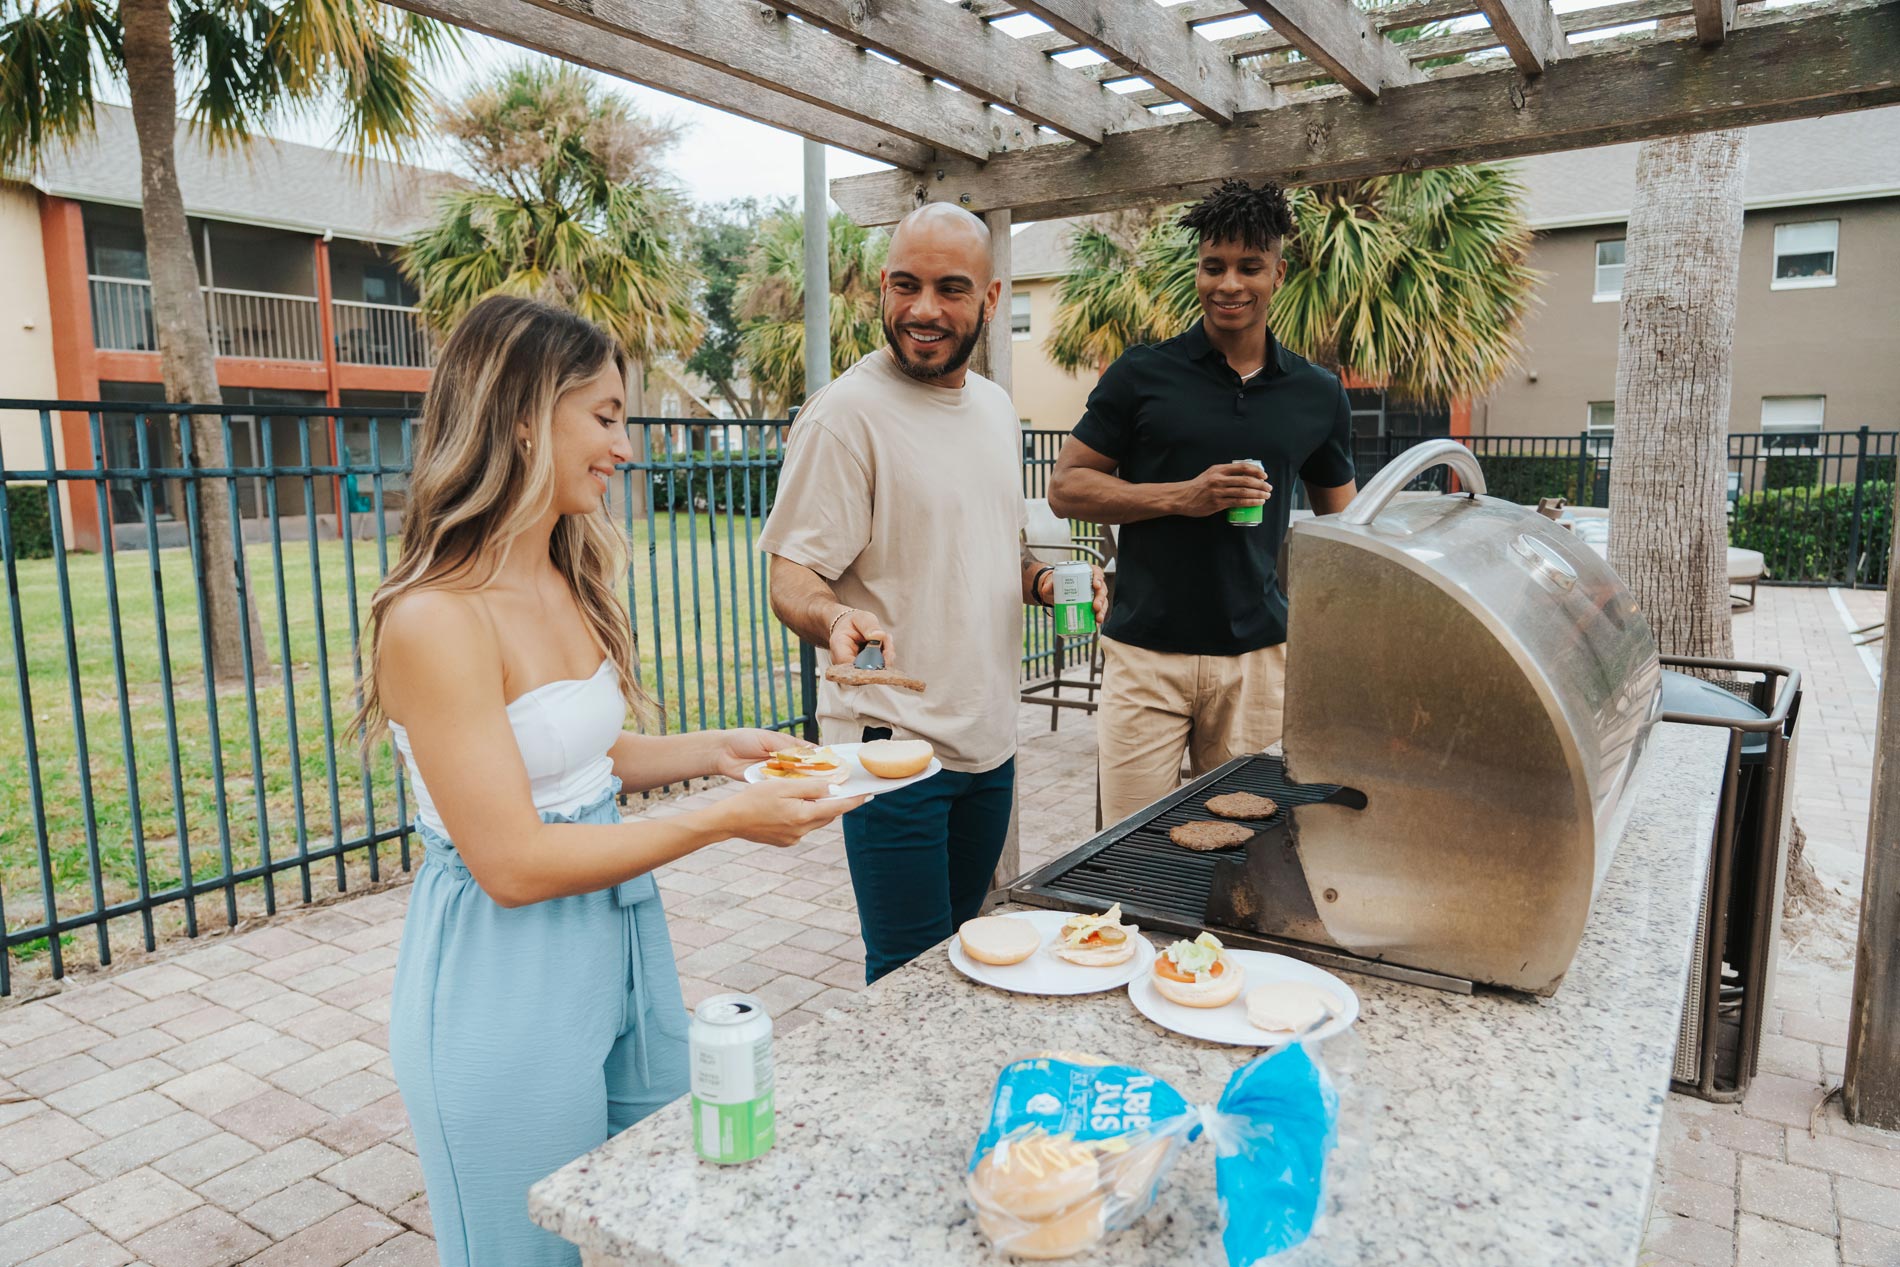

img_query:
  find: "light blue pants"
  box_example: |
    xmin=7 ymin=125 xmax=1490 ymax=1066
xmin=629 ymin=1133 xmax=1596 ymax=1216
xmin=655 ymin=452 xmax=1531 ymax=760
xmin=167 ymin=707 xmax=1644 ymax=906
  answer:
xmin=389 ymin=779 xmax=690 ymax=1267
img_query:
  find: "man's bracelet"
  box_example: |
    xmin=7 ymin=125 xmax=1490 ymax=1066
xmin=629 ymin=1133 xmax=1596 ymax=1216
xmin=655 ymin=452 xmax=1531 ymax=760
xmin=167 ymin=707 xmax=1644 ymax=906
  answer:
xmin=1030 ymin=566 xmax=1055 ymax=607
xmin=826 ymin=607 xmax=860 ymax=639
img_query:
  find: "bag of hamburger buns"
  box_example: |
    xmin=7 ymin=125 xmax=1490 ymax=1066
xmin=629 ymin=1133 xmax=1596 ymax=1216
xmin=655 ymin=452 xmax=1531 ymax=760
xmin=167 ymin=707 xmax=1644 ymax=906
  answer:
xmin=966 ymin=1047 xmax=1337 ymax=1264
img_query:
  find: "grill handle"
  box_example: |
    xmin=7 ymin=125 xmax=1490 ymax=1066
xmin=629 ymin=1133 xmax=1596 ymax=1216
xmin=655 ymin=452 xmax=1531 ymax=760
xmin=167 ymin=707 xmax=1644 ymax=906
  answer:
xmin=1338 ymin=439 xmax=1488 ymax=526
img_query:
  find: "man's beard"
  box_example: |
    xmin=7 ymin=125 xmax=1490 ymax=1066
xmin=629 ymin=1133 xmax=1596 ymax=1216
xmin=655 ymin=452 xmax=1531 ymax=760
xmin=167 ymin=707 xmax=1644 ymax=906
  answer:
xmin=884 ymin=309 xmax=986 ymax=381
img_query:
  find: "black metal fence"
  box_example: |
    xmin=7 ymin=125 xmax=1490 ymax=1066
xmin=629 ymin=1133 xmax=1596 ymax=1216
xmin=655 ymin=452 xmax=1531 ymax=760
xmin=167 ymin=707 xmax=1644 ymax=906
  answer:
xmin=1340 ymin=428 xmax=1896 ymax=587
xmin=0 ymin=401 xmax=816 ymax=993
xmin=4 ymin=401 xmax=1890 ymax=993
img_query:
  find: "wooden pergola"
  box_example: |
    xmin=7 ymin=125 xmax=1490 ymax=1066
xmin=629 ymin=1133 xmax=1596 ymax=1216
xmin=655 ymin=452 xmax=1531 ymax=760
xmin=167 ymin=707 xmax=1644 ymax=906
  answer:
xmin=382 ymin=0 xmax=1900 ymax=1121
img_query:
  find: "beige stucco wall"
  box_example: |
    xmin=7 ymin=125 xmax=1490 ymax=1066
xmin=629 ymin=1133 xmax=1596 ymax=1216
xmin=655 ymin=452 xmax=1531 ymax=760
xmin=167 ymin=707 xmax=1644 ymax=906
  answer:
xmin=0 ymin=182 xmax=62 ymax=469
xmin=1009 ymin=276 xmax=1096 ymax=431
xmin=1474 ymin=197 xmax=1900 ymax=437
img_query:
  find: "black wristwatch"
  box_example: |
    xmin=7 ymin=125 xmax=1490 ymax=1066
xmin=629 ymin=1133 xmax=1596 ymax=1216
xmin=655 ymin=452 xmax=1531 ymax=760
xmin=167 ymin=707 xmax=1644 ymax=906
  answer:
xmin=1031 ymin=565 xmax=1056 ymax=607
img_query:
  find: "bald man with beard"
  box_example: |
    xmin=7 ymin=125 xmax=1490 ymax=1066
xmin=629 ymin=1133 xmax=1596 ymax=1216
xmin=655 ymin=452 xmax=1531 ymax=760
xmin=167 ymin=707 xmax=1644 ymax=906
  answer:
xmin=760 ymin=204 xmax=1105 ymax=983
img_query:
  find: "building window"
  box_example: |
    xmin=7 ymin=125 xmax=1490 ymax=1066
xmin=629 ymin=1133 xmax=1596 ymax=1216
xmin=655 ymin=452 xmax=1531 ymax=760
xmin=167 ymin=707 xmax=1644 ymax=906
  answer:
xmin=1586 ymin=401 xmax=1615 ymax=453
xmin=1011 ymin=290 xmax=1032 ymax=340
xmin=1593 ymin=240 xmax=1625 ymax=301
xmin=1772 ymin=220 xmax=1838 ymax=288
xmin=1761 ymin=396 xmax=1824 ymax=453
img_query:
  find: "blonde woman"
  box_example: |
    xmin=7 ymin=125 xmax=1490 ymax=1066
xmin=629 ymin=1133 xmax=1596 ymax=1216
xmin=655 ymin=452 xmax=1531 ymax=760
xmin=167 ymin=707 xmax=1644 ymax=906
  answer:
xmin=357 ymin=296 xmax=859 ymax=1267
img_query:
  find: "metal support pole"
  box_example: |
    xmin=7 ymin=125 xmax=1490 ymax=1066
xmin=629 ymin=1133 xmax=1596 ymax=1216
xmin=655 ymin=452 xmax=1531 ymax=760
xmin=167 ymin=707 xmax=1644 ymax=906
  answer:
xmin=796 ymin=140 xmax=831 ymax=742
xmin=801 ymin=140 xmax=831 ymax=403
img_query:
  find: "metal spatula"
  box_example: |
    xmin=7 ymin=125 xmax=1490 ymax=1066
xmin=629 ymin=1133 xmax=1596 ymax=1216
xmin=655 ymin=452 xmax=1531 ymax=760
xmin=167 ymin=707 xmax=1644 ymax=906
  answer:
xmin=853 ymin=639 xmax=885 ymax=670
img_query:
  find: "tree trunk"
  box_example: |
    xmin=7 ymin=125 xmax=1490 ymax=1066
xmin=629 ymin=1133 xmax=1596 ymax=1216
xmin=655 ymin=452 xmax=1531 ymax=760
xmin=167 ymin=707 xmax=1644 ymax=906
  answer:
xmin=122 ymin=0 xmax=263 ymax=682
xmin=1606 ymin=128 xmax=1747 ymax=664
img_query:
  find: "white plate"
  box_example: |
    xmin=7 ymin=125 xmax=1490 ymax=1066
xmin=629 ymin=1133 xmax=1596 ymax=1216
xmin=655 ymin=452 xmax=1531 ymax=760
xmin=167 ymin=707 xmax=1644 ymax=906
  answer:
xmin=741 ymin=740 xmax=942 ymax=801
xmin=1127 ymin=948 xmax=1360 ymax=1048
xmin=948 ymin=909 xmax=1157 ymax=996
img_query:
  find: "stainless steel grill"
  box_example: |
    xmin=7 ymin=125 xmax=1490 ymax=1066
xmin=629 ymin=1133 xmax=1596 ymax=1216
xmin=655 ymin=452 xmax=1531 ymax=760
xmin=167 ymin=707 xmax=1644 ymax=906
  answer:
xmin=1012 ymin=441 xmax=1666 ymax=996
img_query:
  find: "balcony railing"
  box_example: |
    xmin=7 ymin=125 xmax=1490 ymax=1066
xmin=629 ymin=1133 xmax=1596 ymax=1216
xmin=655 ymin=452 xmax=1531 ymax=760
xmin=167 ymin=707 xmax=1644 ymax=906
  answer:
xmin=90 ymin=275 xmax=158 ymax=352
xmin=88 ymin=277 xmax=430 ymax=370
xmin=89 ymin=276 xmax=323 ymax=362
xmin=205 ymin=286 xmax=323 ymax=362
xmin=333 ymin=298 xmax=436 ymax=369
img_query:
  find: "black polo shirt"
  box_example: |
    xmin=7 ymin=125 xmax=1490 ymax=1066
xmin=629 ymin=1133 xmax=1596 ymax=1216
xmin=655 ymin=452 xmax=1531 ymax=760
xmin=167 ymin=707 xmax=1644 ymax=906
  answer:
xmin=1072 ymin=320 xmax=1354 ymax=656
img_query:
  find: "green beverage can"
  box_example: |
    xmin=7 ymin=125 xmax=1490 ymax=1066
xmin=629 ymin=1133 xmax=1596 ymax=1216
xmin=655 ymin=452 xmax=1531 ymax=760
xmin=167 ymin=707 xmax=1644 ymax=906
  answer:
xmin=1051 ymin=561 xmax=1096 ymax=636
xmin=1227 ymin=458 xmax=1266 ymax=527
xmin=690 ymin=994 xmax=775 ymax=1164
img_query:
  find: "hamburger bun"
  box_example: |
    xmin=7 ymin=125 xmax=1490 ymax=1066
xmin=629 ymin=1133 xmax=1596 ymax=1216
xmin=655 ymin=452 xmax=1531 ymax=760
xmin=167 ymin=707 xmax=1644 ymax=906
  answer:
xmin=969 ymin=1132 xmax=1106 ymax=1260
xmin=858 ymin=738 xmax=934 ymax=780
xmin=1245 ymin=981 xmax=1338 ymax=1035
xmin=1153 ymin=969 xmax=1243 ymax=1009
xmin=973 ymin=1192 xmax=1105 ymax=1261
xmin=1051 ymin=904 xmax=1138 ymax=967
xmin=958 ymin=916 xmax=1040 ymax=965
xmin=1152 ymin=932 xmax=1243 ymax=1008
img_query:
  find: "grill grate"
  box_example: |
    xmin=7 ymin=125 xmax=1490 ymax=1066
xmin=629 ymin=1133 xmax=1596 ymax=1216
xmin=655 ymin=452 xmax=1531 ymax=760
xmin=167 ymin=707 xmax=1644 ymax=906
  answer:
xmin=1015 ymin=755 xmax=1341 ymax=922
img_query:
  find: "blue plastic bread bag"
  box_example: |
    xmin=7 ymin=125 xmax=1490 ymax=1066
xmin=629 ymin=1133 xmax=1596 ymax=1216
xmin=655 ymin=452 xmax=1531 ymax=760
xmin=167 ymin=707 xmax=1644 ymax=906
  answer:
xmin=965 ymin=1046 xmax=1338 ymax=1264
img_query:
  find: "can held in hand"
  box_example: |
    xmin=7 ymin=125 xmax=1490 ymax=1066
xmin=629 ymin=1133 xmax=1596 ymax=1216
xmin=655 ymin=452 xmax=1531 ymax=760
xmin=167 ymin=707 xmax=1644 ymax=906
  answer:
xmin=1051 ymin=561 xmax=1097 ymax=637
xmin=1227 ymin=458 xmax=1266 ymax=526
xmin=690 ymin=993 xmax=775 ymax=1164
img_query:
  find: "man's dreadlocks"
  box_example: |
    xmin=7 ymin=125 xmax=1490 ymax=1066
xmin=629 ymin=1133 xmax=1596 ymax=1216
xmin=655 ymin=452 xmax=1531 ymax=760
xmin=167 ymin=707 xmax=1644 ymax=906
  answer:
xmin=1177 ymin=179 xmax=1293 ymax=252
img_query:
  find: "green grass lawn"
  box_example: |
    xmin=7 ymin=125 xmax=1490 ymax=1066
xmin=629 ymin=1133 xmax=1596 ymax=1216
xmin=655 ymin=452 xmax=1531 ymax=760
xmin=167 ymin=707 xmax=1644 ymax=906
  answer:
xmin=1 ymin=512 xmax=801 ymax=954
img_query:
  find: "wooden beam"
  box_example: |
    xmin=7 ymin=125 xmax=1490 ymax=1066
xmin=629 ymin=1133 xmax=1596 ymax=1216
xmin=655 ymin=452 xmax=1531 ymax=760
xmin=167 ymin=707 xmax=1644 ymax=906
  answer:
xmin=1012 ymin=0 xmax=1278 ymax=122
xmin=764 ymin=1 xmax=1143 ymax=144
xmin=1236 ymin=0 xmax=1423 ymax=98
xmin=1694 ymin=0 xmax=1739 ymax=43
xmin=386 ymin=0 xmax=932 ymax=168
xmin=507 ymin=0 xmax=1030 ymax=160
xmin=1476 ymin=0 xmax=1570 ymax=73
xmin=1846 ymin=478 xmax=1900 ymax=1131
xmin=832 ymin=2 xmax=1900 ymax=223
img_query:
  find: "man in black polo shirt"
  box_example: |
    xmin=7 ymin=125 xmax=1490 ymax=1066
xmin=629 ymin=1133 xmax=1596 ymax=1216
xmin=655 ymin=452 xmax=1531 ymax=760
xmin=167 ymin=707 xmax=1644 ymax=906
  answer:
xmin=1048 ymin=179 xmax=1358 ymax=824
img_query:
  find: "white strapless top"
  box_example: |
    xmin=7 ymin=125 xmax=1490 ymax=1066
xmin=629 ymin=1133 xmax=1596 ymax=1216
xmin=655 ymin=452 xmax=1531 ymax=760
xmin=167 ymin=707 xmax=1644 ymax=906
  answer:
xmin=388 ymin=659 xmax=623 ymax=838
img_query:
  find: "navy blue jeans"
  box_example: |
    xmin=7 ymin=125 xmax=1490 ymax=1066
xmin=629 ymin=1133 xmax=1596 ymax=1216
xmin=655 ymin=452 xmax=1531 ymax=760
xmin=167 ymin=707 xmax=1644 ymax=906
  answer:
xmin=842 ymin=753 xmax=1016 ymax=984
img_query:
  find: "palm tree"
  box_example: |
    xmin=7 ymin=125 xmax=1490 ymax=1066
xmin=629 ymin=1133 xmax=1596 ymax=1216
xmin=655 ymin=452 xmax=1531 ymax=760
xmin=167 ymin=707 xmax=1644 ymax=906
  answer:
xmin=1045 ymin=164 xmax=1537 ymax=403
xmin=734 ymin=207 xmax=888 ymax=414
xmin=402 ymin=62 xmax=701 ymax=363
xmin=0 ymin=0 xmax=449 ymax=679
xmin=1605 ymin=130 xmax=1746 ymax=666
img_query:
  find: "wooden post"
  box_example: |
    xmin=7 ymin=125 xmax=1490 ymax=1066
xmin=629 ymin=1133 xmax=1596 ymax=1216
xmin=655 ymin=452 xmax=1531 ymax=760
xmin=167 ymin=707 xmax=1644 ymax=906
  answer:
xmin=1845 ymin=477 xmax=1900 ymax=1129
xmin=983 ymin=208 xmax=1013 ymax=396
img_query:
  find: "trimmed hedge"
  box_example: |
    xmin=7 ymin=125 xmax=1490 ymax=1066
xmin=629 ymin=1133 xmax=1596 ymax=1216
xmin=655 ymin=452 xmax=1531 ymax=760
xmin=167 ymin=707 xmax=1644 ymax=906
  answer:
xmin=3 ymin=483 xmax=53 ymax=560
xmin=1730 ymin=480 xmax=1892 ymax=586
xmin=1763 ymin=455 xmax=1820 ymax=491
xmin=1479 ymin=455 xmax=1586 ymax=506
xmin=647 ymin=450 xmax=781 ymax=514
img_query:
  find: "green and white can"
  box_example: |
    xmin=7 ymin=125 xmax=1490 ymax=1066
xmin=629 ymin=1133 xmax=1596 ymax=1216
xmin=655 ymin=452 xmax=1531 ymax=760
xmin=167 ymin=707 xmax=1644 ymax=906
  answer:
xmin=1051 ymin=561 xmax=1096 ymax=637
xmin=1227 ymin=458 xmax=1266 ymax=526
xmin=690 ymin=993 xmax=775 ymax=1164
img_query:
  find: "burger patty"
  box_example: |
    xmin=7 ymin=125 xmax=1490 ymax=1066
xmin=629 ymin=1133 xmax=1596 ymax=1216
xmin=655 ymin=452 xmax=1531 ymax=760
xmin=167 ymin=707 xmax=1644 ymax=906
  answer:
xmin=824 ymin=665 xmax=927 ymax=693
xmin=1204 ymin=792 xmax=1280 ymax=821
xmin=1168 ymin=820 xmax=1256 ymax=852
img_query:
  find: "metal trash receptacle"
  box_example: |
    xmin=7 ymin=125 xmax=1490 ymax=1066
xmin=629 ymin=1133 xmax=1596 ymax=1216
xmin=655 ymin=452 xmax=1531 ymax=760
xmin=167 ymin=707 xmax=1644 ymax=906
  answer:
xmin=1661 ymin=656 xmax=1803 ymax=1102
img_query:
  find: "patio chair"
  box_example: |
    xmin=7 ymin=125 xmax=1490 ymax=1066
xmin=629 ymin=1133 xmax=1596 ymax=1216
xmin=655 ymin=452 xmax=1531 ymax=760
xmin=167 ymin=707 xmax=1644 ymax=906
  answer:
xmin=1021 ymin=498 xmax=1114 ymax=731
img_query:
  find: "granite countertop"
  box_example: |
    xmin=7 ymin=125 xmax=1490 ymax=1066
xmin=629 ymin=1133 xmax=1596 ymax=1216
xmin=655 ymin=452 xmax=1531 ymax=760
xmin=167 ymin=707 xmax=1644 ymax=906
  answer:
xmin=530 ymin=722 xmax=1729 ymax=1267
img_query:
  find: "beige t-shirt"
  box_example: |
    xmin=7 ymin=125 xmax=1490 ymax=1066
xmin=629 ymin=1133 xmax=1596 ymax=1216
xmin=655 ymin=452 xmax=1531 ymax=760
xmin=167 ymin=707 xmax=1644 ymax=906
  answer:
xmin=758 ymin=348 xmax=1026 ymax=773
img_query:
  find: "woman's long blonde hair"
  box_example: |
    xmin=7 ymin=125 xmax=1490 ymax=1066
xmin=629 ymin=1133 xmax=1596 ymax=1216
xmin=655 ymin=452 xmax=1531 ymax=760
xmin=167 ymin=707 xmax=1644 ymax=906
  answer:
xmin=352 ymin=294 xmax=655 ymax=749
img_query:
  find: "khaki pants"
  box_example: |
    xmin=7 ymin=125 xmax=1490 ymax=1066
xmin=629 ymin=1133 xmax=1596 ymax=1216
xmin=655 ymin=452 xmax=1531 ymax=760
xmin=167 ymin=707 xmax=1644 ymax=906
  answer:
xmin=1097 ymin=636 xmax=1288 ymax=827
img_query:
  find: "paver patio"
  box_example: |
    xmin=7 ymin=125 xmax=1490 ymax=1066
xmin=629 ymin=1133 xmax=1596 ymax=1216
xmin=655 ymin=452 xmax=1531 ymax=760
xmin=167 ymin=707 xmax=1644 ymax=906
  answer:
xmin=0 ymin=584 xmax=1893 ymax=1267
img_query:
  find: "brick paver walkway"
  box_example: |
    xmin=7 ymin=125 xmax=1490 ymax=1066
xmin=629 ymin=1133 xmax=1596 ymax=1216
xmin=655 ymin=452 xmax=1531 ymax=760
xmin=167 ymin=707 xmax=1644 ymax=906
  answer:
xmin=0 ymin=586 xmax=1893 ymax=1267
